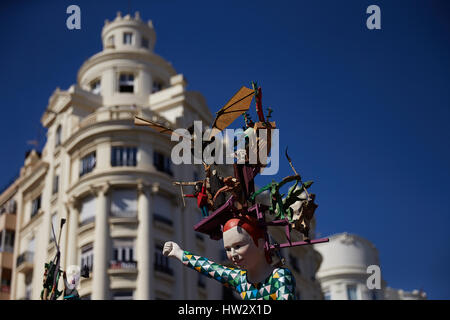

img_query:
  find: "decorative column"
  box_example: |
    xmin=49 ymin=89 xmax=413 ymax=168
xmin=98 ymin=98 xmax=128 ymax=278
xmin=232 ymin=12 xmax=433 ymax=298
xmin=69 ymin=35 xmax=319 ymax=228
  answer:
xmin=92 ymin=183 xmax=110 ymax=300
xmin=66 ymin=197 xmax=79 ymax=267
xmin=135 ymin=181 xmax=153 ymax=299
xmin=173 ymin=194 xmax=184 ymax=299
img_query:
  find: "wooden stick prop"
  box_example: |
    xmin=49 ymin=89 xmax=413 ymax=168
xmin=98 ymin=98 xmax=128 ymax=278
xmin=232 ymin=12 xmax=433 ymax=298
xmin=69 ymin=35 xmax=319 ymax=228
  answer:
xmin=43 ymin=218 xmax=65 ymax=300
xmin=285 ymin=147 xmax=310 ymax=200
xmin=252 ymin=81 xmax=265 ymax=123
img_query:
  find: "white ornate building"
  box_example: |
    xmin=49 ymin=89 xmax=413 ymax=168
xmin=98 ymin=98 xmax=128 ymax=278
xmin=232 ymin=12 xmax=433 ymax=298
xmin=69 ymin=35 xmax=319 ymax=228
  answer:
xmin=315 ymin=233 xmax=427 ymax=300
xmin=4 ymin=12 xmax=324 ymax=300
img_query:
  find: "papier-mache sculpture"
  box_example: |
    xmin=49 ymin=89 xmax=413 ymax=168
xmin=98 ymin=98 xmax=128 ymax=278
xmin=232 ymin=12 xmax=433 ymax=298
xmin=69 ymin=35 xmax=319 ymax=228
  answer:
xmin=134 ymin=82 xmax=329 ymax=300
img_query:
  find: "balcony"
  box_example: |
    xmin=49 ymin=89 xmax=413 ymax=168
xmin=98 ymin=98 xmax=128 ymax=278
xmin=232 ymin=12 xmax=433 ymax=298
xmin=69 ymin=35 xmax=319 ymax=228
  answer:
xmin=108 ymin=260 xmax=137 ymax=276
xmin=0 ymin=213 xmax=16 ymax=230
xmin=0 ymin=250 xmax=13 ymax=269
xmin=73 ymin=106 xmax=172 ymax=135
xmin=16 ymin=251 xmax=34 ymax=273
xmin=109 ymin=260 xmax=137 ymax=270
xmin=110 ymin=210 xmax=137 ymax=219
xmin=0 ymin=288 xmax=10 ymax=300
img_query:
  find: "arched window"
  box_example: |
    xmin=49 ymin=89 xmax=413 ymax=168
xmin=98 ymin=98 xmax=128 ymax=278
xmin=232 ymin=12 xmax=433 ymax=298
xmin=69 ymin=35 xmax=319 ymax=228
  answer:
xmin=90 ymin=79 xmax=101 ymax=95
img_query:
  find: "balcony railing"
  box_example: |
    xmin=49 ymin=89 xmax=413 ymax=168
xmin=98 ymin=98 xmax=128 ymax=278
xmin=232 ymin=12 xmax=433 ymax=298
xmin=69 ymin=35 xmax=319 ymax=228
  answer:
xmin=79 ymin=216 xmax=95 ymax=227
xmin=1 ymin=285 xmax=10 ymax=293
xmin=110 ymin=210 xmax=137 ymax=219
xmin=109 ymin=260 xmax=137 ymax=270
xmin=0 ymin=245 xmax=14 ymax=253
xmin=75 ymin=106 xmax=173 ymax=135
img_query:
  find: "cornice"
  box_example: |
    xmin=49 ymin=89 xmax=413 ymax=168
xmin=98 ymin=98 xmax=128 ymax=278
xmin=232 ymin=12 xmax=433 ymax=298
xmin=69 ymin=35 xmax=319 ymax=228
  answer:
xmin=66 ymin=169 xmax=177 ymax=200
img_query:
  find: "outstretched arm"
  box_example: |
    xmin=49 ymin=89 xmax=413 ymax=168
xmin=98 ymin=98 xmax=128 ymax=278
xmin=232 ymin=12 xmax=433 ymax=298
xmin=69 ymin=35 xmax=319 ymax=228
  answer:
xmin=275 ymin=268 xmax=296 ymax=300
xmin=163 ymin=241 xmax=241 ymax=287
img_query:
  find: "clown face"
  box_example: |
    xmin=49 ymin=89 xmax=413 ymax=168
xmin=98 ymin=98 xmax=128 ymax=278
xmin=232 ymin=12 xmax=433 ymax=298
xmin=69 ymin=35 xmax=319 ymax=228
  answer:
xmin=66 ymin=265 xmax=81 ymax=289
xmin=223 ymin=225 xmax=265 ymax=271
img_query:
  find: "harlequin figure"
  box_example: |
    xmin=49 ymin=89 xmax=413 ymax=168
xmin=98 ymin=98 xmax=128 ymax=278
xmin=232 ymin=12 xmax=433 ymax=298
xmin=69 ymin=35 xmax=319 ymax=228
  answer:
xmin=163 ymin=216 xmax=296 ymax=300
xmin=185 ymin=182 xmax=209 ymax=217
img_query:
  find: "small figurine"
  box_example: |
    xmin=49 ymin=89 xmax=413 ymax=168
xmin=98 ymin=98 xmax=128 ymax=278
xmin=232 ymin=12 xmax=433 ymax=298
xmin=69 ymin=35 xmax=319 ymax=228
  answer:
xmin=250 ymin=175 xmax=304 ymax=220
xmin=185 ymin=182 xmax=210 ymax=217
xmin=291 ymin=193 xmax=318 ymax=241
xmin=163 ymin=215 xmax=296 ymax=300
xmin=213 ymin=176 xmax=244 ymax=210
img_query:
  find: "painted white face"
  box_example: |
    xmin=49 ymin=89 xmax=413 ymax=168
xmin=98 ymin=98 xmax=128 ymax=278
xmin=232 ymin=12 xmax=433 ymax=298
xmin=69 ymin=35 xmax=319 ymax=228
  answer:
xmin=223 ymin=226 xmax=265 ymax=271
xmin=66 ymin=265 xmax=81 ymax=289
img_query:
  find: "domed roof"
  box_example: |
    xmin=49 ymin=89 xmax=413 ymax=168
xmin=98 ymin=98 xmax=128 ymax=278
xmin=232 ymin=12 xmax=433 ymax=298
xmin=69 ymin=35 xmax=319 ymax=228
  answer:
xmin=315 ymin=232 xmax=380 ymax=277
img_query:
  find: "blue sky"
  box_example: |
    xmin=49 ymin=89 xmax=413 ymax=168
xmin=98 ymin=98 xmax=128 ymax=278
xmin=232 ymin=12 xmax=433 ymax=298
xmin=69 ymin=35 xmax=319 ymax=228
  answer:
xmin=0 ymin=0 xmax=449 ymax=299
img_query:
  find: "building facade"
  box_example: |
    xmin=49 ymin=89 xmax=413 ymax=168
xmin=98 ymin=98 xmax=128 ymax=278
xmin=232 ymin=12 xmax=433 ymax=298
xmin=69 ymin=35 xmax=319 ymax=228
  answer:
xmin=4 ymin=11 xmax=324 ymax=300
xmin=0 ymin=181 xmax=18 ymax=300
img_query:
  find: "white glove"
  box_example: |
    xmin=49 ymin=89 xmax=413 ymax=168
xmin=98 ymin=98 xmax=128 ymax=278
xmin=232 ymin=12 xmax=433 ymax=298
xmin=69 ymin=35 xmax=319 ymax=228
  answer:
xmin=162 ymin=241 xmax=183 ymax=260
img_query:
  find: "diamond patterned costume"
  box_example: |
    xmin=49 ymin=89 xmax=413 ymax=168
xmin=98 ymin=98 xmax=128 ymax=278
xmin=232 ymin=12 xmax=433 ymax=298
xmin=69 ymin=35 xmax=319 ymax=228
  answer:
xmin=182 ymin=251 xmax=296 ymax=300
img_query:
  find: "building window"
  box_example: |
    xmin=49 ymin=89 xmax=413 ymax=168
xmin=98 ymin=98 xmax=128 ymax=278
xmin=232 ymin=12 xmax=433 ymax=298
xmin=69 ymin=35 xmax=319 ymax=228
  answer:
xmin=123 ymin=32 xmax=133 ymax=45
xmin=49 ymin=213 xmax=57 ymax=243
xmin=1 ymin=199 xmax=16 ymax=215
xmin=31 ymin=195 xmax=41 ymax=218
xmin=153 ymin=151 xmax=173 ymax=176
xmin=153 ymin=195 xmax=173 ymax=226
xmin=119 ymin=73 xmax=134 ymax=93
xmin=152 ymin=81 xmax=163 ymax=93
xmin=346 ymin=284 xmax=358 ymax=300
xmin=111 ymin=146 xmax=137 ymax=167
xmin=112 ymin=290 xmax=134 ymax=300
xmin=110 ymin=189 xmax=137 ymax=218
xmin=80 ymin=244 xmax=94 ymax=272
xmin=141 ymin=37 xmax=149 ymax=48
xmin=80 ymin=196 xmax=96 ymax=226
xmin=90 ymin=79 xmax=101 ymax=95
xmin=55 ymin=125 xmax=62 ymax=147
xmin=110 ymin=238 xmax=136 ymax=270
xmin=154 ymin=244 xmax=173 ymax=275
xmin=52 ymin=175 xmax=59 ymax=195
xmin=0 ymin=230 xmax=15 ymax=252
xmin=79 ymin=152 xmax=96 ymax=177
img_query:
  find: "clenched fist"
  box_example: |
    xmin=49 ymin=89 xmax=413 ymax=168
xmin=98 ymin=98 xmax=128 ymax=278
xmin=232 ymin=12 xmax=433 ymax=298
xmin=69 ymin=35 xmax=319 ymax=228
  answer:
xmin=162 ymin=241 xmax=183 ymax=260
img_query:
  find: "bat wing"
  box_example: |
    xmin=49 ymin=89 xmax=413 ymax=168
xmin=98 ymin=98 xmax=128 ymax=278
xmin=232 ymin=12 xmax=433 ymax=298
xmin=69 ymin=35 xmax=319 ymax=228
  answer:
xmin=209 ymin=86 xmax=254 ymax=139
